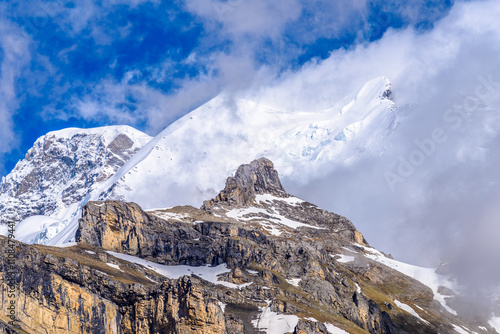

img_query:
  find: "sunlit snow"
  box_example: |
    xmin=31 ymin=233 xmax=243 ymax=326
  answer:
xmin=393 ymin=299 xmax=429 ymax=325
xmin=331 ymin=254 xmax=355 ymax=263
xmin=324 ymin=323 xmax=350 ymax=334
xmin=251 ymin=301 xmax=299 ymax=334
xmin=286 ymin=278 xmax=301 ymax=287
xmin=107 ymin=251 xmax=251 ymax=289
xmin=226 ymin=207 xmax=322 ymax=230
xmin=489 ymin=315 xmax=500 ymax=332
xmin=354 ymin=243 xmax=458 ymax=315
xmin=255 ymin=194 xmax=304 ymax=206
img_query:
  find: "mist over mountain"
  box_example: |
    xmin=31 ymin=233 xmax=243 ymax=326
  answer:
xmin=0 ymin=76 xmax=395 ymax=243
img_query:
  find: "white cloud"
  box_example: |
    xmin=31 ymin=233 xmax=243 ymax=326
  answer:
xmin=0 ymin=21 xmax=32 ymax=154
xmin=184 ymin=0 xmax=302 ymax=39
xmin=12 ymin=0 xmax=158 ymax=44
xmin=263 ymin=0 xmax=500 ymax=310
xmin=60 ymin=70 xmax=221 ymax=133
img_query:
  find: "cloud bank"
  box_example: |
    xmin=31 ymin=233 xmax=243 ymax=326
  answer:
xmin=269 ymin=0 xmax=500 ymax=312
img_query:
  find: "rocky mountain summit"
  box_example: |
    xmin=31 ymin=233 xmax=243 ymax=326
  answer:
xmin=0 ymin=126 xmax=152 ymax=243
xmin=0 ymin=126 xmax=151 ymax=224
xmin=1 ymin=158 xmax=497 ymax=334
xmin=202 ymin=158 xmax=288 ymax=207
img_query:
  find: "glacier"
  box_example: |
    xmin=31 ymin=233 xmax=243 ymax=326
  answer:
xmin=1 ymin=76 xmax=397 ymax=246
xmin=95 ymin=76 xmax=397 ymax=209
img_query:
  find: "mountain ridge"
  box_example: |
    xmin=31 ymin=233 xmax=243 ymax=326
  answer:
xmin=1 ymin=157 xmax=496 ymax=333
xmin=0 ymin=76 xmax=398 ymax=246
xmin=93 ymin=76 xmax=397 ymax=211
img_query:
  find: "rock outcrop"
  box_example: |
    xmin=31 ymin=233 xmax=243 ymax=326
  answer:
xmin=202 ymin=157 xmax=286 ymax=208
xmin=0 ymin=320 xmax=20 ymax=334
xmin=0 ymin=236 xmax=225 ymax=334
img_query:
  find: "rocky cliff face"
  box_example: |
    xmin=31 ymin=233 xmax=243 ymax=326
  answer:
xmin=1 ymin=159 xmax=497 ymax=333
xmin=0 ymin=237 xmax=225 ymax=334
xmin=0 ymin=126 xmax=151 ymax=224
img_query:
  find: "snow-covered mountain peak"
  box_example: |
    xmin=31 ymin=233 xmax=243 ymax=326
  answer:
xmin=363 ymin=76 xmax=391 ymax=97
xmin=42 ymin=125 xmax=148 ymax=145
xmin=93 ymin=77 xmax=397 ymax=212
xmin=338 ymin=76 xmax=392 ymax=112
xmin=0 ymin=125 xmax=152 ymax=225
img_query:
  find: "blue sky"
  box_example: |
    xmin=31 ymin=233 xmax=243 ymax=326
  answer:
xmin=0 ymin=0 xmax=454 ymax=177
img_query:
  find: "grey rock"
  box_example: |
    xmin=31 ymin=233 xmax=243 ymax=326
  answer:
xmin=293 ymin=320 xmax=329 ymax=334
xmin=202 ymin=157 xmax=286 ymax=209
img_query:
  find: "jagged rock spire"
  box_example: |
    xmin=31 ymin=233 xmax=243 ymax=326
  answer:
xmin=203 ymin=157 xmax=287 ymax=209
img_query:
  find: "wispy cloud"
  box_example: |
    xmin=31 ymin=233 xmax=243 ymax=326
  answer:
xmin=15 ymin=0 xmax=158 ymax=37
xmin=54 ymin=69 xmax=220 ymax=133
xmin=0 ymin=20 xmax=32 ymax=168
xmin=184 ymin=0 xmax=303 ymax=39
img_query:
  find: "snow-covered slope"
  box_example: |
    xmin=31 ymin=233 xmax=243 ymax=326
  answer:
xmin=95 ymin=76 xmax=397 ymax=210
xmin=340 ymin=243 xmax=459 ymax=315
xmin=1 ymin=77 xmax=396 ymax=246
xmin=0 ymin=126 xmax=151 ymax=243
